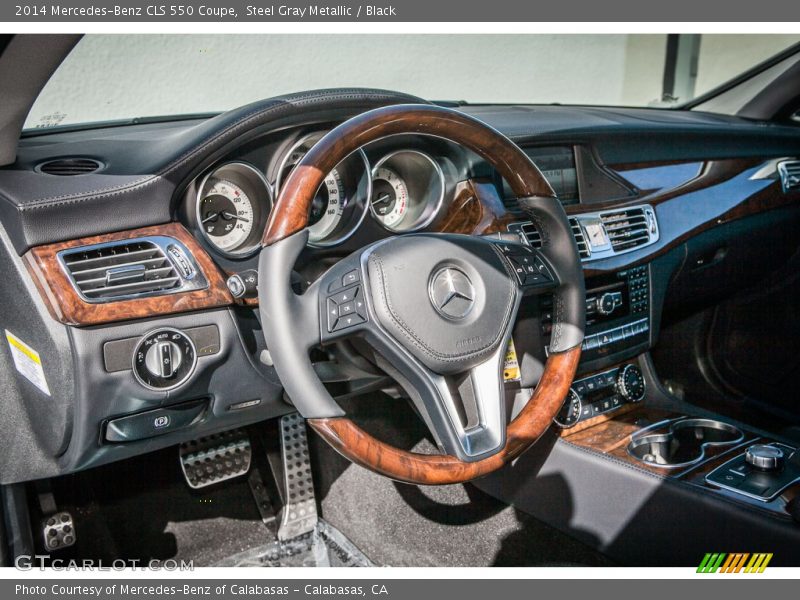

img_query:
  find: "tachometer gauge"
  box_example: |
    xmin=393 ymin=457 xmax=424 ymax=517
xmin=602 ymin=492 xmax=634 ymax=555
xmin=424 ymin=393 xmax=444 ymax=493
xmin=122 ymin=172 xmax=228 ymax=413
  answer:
xmin=199 ymin=179 xmax=254 ymax=252
xmin=370 ymin=167 xmax=409 ymax=229
xmin=275 ymin=132 xmax=370 ymax=247
xmin=369 ymin=150 xmax=445 ymax=233
xmin=195 ymin=162 xmax=271 ymax=257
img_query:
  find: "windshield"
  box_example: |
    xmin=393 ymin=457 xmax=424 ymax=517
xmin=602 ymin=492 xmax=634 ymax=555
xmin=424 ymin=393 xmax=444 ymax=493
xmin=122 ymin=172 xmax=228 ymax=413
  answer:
xmin=25 ymin=34 xmax=800 ymax=130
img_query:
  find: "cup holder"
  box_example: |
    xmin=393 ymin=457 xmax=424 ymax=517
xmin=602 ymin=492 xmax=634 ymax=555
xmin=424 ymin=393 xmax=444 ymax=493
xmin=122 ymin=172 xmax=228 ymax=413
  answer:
xmin=628 ymin=418 xmax=744 ymax=469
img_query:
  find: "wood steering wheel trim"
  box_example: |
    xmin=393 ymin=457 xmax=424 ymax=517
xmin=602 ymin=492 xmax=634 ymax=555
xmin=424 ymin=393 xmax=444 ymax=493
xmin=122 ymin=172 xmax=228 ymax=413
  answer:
xmin=308 ymin=347 xmax=580 ymax=485
xmin=261 ymin=103 xmax=581 ymax=485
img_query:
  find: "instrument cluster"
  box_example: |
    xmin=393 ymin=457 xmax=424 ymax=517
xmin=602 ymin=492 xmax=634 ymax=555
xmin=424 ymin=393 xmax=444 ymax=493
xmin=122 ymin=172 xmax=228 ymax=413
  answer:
xmin=190 ymin=130 xmax=449 ymax=256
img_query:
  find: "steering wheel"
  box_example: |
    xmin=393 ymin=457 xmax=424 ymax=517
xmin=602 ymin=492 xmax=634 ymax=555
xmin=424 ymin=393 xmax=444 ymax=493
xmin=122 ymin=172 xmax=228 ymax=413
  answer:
xmin=258 ymin=104 xmax=584 ymax=485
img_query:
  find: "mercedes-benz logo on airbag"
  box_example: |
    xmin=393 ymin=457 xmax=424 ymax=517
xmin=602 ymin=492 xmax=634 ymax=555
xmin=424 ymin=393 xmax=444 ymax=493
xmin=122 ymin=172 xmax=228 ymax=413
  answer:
xmin=429 ymin=267 xmax=475 ymax=320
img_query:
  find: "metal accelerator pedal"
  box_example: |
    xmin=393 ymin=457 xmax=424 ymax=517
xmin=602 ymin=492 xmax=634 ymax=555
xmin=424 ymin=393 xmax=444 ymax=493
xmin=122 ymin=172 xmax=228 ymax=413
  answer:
xmin=277 ymin=413 xmax=318 ymax=541
xmin=179 ymin=429 xmax=252 ymax=489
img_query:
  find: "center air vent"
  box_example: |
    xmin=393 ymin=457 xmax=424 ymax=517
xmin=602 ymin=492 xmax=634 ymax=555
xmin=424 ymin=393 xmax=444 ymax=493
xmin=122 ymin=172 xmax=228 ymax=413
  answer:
xmin=600 ymin=207 xmax=654 ymax=252
xmin=508 ymin=217 xmax=590 ymax=259
xmin=778 ymin=161 xmax=800 ymax=193
xmin=37 ymin=158 xmax=103 ymax=176
xmin=58 ymin=237 xmax=207 ymax=303
xmin=569 ymin=217 xmax=590 ymax=259
xmin=508 ymin=204 xmax=658 ymax=263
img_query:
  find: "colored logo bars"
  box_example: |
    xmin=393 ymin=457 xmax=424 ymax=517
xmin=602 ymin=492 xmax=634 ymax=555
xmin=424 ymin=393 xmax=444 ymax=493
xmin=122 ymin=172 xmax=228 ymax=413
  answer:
xmin=697 ymin=553 xmax=773 ymax=573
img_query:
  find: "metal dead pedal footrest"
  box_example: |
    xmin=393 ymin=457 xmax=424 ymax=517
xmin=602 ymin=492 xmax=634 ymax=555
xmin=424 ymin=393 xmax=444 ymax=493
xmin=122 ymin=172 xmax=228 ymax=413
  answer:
xmin=277 ymin=413 xmax=318 ymax=541
xmin=179 ymin=429 xmax=252 ymax=489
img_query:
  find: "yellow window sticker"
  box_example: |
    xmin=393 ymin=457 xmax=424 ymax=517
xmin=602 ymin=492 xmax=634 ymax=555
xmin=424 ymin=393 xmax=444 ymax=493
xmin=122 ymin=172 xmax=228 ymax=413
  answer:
xmin=5 ymin=330 xmax=51 ymax=396
xmin=503 ymin=338 xmax=521 ymax=383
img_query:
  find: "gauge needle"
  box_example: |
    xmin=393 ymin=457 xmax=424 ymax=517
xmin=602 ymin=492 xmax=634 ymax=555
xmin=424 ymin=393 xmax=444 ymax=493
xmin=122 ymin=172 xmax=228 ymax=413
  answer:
xmin=372 ymin=193 xmax=391 ymax=206
xmin=222 ymin=211 xmax=249 ymax=223
xmin=201 ymin=212 xmax=219 ymax=223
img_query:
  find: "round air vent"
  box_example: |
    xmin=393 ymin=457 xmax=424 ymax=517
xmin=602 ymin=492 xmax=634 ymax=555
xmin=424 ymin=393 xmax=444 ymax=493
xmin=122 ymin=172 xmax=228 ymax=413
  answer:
xmin=37 ymin=158 xmax=103 ymax=176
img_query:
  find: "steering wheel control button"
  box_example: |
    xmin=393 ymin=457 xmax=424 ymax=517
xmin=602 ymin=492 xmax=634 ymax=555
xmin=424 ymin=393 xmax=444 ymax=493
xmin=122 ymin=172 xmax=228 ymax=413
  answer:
xmin=497 ymin=243 xmax=554 ymax=288
xmin=132 ymin=328 xmax=197 ymax=391
xmin=104 ymin=399 xmax=207 ymax=443
xmin=326 ymin=284 xmax=367 ymax=333
xmin=342 ymin=269 xmax=360 ymax=286
xmin=746 ymin=444 xmax=786 ymax=472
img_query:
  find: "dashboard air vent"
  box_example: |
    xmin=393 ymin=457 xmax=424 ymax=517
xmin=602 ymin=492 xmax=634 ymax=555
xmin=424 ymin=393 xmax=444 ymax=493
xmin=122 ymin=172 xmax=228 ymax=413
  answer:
xmin=569 ymin=217 xmax=591 ymax=259
xmin=38 ymin=158 xmax=102 ymax=176
xmin=58 ymin=238 xmax=206 ymax=302
xmin=508 ymin=218 xmax=590 ymax=259
xmin=600 ymin=207 xmax=652 ymax=252
xmin=517 ymin=222 xmax=542 ymax=247
xmin=778 ymin=161 xmax=800 ymax=193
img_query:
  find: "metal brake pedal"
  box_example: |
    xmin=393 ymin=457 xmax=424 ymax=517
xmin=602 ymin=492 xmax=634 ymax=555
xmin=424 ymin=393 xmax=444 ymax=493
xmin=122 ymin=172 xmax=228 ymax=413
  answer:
xmin=179 ymin=429 xmax=252 ymax=489
xmin=277 ymin=413 xmax=318 ymax=541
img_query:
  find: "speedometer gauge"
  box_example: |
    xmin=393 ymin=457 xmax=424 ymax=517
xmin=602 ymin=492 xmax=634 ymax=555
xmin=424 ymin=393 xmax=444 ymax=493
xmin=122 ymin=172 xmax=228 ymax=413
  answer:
xmin=274 ymin=132 xmax=370 ymax=247
xmin=199 ymin=179 xmax=254 ymax=252
xmin=308 ymin=168 xmax=347 ymax=241
xmin=195 ymin=162 xmax=271 ymax=258
xmin=370 ymin=167 xmax=409 ymax=229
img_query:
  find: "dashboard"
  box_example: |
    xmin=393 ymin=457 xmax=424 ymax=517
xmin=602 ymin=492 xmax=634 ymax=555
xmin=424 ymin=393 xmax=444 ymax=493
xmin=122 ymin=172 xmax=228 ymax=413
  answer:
xmin=1 ymin=89 xmax=799 ymax=485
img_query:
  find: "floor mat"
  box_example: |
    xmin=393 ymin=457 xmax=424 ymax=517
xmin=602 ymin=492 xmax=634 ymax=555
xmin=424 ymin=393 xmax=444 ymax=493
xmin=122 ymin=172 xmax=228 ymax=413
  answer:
xmin=214 ymin=519 xmax=374 ymax=567
xmin=45 ymin=446 xmax=275 ymax=566
xmin=311 ymin=393 xmax=615 ymax=567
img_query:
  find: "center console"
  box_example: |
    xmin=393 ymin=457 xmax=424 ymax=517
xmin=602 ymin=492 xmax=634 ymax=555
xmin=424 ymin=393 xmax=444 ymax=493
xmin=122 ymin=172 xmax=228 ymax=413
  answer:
xmin=541 ymin=264 xmax=651 ymax=364
xmin=561 ymin=381 xmax=800 ymax=521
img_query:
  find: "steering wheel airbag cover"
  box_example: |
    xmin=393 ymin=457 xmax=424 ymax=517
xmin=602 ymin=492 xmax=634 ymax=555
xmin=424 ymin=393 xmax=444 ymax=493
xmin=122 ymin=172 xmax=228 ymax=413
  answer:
xmin=365 ymin=234 xmax=517 ymax=375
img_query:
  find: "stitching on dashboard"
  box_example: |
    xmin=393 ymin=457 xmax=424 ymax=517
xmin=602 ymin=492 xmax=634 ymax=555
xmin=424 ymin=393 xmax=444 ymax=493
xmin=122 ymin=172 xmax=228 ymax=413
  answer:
xmin=15 ymin=90 xmax=422 ymax=210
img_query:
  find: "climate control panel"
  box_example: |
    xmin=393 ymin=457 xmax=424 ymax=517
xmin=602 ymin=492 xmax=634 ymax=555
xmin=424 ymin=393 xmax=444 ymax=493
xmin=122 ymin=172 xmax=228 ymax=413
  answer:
xmin=555 ymin=363 xmax=645 ymax=428
xmin=132 ymin=328 xmax=197 ymax=391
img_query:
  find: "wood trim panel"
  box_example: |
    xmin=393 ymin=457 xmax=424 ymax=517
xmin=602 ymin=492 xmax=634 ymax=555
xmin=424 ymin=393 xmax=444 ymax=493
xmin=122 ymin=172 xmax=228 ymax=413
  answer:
xmin=557 ymin=402 xmax=640 ymax=437
xmin=437 ymin=179 xmax=516 ymax=235
xmin=24 ymin=223 xmax=233 ymax=326
xmin=435 ymin=158 xmax=799 ymax=277
xmin=309 ymin=346 xmax=581 ymax=486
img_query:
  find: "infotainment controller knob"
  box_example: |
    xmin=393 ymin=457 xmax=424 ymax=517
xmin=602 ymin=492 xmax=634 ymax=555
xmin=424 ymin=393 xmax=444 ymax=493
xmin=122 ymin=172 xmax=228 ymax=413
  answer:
xmin=617 ymin=364 xmax=645 ymax=402
xmin=596 ymin=292 xmax=617 ymax=316
xmin=745 ymin=444 xmax=785 ymax=472
xmin=132 ymin=328 xmax=197 ymax=391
